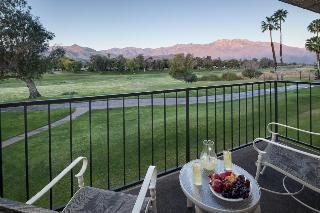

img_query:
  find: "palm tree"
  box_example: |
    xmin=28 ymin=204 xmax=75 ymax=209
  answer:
xmin=307 ymin=19 xmax=320 ymax=38
xmin=261 ymin=16 xmax=278 ymax=72
xmin=273 ymin=9 xmax=288 ymax=65
xmin=306 ymin=37 xmax=320 ymax=79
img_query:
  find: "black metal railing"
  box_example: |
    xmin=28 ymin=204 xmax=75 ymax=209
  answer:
xmin=0 ymin=80 xmax=319 ymax=209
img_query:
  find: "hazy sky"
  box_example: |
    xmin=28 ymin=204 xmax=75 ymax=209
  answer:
xmin=27 ymin=0 xmax=319 ymax=50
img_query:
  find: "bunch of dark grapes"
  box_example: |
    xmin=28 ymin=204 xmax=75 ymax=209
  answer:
xmin=221 ymin=175 xmax=250 ymax=199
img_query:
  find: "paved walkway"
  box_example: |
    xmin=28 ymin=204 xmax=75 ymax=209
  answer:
xmin=1 ymin=84 xmax=311 ymax=147
xmin=2 ymin=108 xmax=87 ymax=148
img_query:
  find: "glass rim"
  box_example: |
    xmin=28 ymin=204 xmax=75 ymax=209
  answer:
xmin=203 ymin=140 xmax=214 ymax=146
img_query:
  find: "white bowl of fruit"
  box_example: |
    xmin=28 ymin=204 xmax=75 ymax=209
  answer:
xmin=209 ymin=171 xmax=251 ymax=202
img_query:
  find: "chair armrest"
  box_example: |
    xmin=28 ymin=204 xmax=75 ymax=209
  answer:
xmin=26 ymin=157 xmax=88 ymax=205
xmin=253 ymin=138 xmax=267 ymax=155
xmin=132 ymin=166 xmax=157 ymax=213
xmin=267 ymin=122 xmax=320 ymax=138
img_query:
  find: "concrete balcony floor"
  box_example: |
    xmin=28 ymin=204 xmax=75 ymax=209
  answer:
xmin=127 ymin=143 xmax=319 ymax=213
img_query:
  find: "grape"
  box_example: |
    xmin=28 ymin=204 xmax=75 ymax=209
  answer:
xmin=244 ymin=180 xmax=250 ymax=188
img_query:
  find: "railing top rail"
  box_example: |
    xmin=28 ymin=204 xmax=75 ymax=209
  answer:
xmin=0 ymin=80 xmax=317 ymax=108
xmin=276 ymin=80 xmax=320 ymax=85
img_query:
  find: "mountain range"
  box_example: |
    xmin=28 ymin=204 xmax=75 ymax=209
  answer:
xmin=60 ymin=39 xmax=315 ymax=64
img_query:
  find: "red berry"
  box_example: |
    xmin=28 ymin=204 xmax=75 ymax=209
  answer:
xmin=213 ymin=180 xmax=223 ymax=193
xmin=220 ymin=171 xmax=231 ymax=180
xmin=213 ymin=173 xmax=221 ymax=180
xmin=225 ymin=171 xmax=232 ymax=176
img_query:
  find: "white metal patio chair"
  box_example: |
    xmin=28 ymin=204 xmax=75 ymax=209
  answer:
xmin=253 ymin=122 xmax=320 ymax=212
xmin=24 ymin=157 xmax=157 ymax=213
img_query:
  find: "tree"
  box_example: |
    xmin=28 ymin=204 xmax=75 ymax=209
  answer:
xmin=307 ymin=19 xmax=320 ymax=38
xmin=0 ymin=0 xmax=55 ymax=98
xmin=169 ymin=54 xmax=186 ymax=78
xmin=169 ymin=54 xmax=197 ymax=82
xmin=115 ymin=55 xmax=126 ymax=71
xmin=259 ymin=57 xmax=273 ymax=68
xmin=185 ymin=53 xmax=195 ymax=71
xmin=135 ymin=54 xmax=145 ymax=71
xmin=127 ymin=58 xmax=138 ymax=72
xmin=273 ymin=9 xmax=288 ymax=65
xmin=49 ymin=47 xmax=65 ymax=70
xmin=307 ymin=19 xmax=320 ymax=79
xmin=261 ymin=16 xmax=279 ymax=72
xmin=305 ymin=37 xmax=320 ymax=78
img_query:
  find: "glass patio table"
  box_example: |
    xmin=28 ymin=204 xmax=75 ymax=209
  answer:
xmin=179 ymin=159 xmax=261 ymax=213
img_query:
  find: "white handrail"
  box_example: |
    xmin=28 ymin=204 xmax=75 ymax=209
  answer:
xmin=132 ymin=166 xmax=157 ymax=213
xmin=26 ymin=156 xmax=88 ymax=205
xmin=267 ymin=122 xmax=320 ymax=137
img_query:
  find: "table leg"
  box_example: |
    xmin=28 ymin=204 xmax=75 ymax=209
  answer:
xmin=195 ymin=205 xmax=204 ymax=213
xmin=187 ymin=198 xmax=193 ymax=208
xmin=253 ymin=204 xmax=261 ymax=213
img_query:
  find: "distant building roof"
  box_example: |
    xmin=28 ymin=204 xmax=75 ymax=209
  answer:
xmin=280 ymin=0 xmax=320 ymax=13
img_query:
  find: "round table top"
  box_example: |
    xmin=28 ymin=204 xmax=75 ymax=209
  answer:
xmin=179 ymin=159 xmax=261 ymax=213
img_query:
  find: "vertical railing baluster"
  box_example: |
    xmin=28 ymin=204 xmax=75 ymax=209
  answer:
xmin=137 ymin=96 xmax=141 ymax=180
xmin=175 ymin=92 xmax=178 ymax=167
xmin=48 ymin=104 xmax=52 ymax=209
xmin=122 ymin=97 xmax=126 ymax=185
xmin=285 ymin=82 xmax=288 ymax=137
xmin=245 ymin=85 xmax=248 ymax=144
xmin=0 ymin=108 xmax=3 ymax=197
xmin=252 ymin=84 xmax=254 ymax=140
xmin=231 ymin=86 xmax=234 ymax=150
xmin=24 ymin=105 xmax=29 ymax=200
xmin=89 ymin=100 xmax=92 ymax=186
xmin=269 ymin=83 xmax=272 ymax=126
xmin=274 ymin=81 xmax=279 ymax=134
xmin=309 ymin=84 xmax=312 ymax=145
xmin=106 ymin=99 xmax=110 ymax=189
xmin=69 ymin=102 xmax=73 ymax=196
xmin=206 ymin=89 xmax=209 ymax=140
xmin=258 ymin=84 xmax=261 ymax=137
xmin=164 ymin=93 xmax=167 ymax=171
xmin=151 ymin=94 xmax=154 ymax=165
xmin=264 ymin=83 xmax=267 ymax=137
xmin=196 ymin=90 xmax=199 ymax=158
xmin=223 ymin=87 xmax=226 ymax=150
xmin=296 ymin=83 xmax=299 ymax=141
xmin=238 ymin=85 xmax=241 ymax=147
xmin=186 ymin=89 xmax=190 ymax=163
xmin=214 ymin=88 xmax=217 ymax=152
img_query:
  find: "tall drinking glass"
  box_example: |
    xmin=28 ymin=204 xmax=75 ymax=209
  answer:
xmin=193 ymin=162 xmax=202 ymax=185
xmin=223 ymin=150 xmax=232 ymax=171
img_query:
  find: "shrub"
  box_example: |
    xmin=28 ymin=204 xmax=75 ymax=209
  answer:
xmin=242 ymin=69 xmax=262 ymax=79
xmin=221 ymin=72 xmax=242 ymax=81
xmin=184 ymin=73 xmax=198 ymax=82
xmin=62 ymin=91 xmax=78 ymax=96
xmin=198 ymin=74 xmax=220 ymax=81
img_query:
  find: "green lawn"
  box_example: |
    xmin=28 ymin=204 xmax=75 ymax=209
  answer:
xmin=1 ymin=109 xmax=74 ymax=140
xmin=0 ymin=66 xmax=314 ymax=103
xmin=2 ymin=85 xmax=319 ymax=208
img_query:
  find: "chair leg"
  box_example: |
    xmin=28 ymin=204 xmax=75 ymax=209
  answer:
xmin=187 ymin=198 xmax=193 ymax=208
xmin=195 ymin=205 xmax=204 ymax=213
xmin=150 ymin=188 xmax=157 ymax=213
xmin=260 ymin=165 xmax=267 ymax=175
xmin=255 ymin=154 xmax=263 ymax=181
